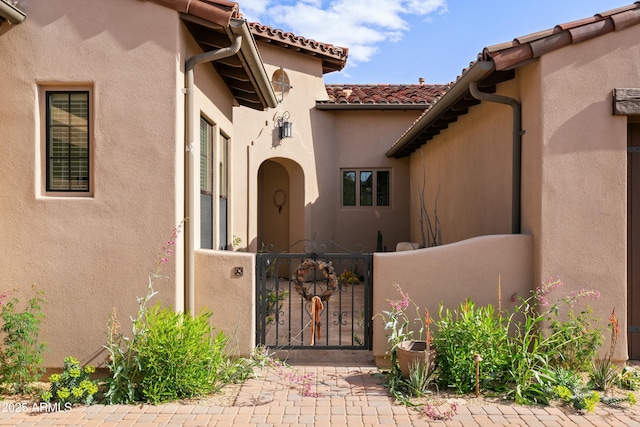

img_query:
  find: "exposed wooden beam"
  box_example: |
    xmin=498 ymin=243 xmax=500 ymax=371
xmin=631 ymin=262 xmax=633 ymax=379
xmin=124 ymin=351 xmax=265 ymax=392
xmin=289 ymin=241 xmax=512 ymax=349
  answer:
xmin=614 ymin=88 xmax=640 ymax=115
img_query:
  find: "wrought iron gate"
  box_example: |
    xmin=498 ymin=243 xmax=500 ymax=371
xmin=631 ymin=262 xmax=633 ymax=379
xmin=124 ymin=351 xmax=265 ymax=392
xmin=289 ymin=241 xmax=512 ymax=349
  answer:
xmin=256 ymin=239 xmax=373 ymax=350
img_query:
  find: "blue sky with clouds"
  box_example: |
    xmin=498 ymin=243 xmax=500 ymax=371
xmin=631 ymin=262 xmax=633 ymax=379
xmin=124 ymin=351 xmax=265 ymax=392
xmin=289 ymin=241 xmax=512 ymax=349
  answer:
xmin=240 ymin=0 xmax=632 ymax=84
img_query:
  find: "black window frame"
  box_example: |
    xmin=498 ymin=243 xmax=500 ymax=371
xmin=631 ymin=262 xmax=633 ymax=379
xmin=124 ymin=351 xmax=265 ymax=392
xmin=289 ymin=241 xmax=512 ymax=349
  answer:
xmin=45 ymin=91 xmax=90 ymax=192
xmin=341 ymin=168 xmax=391 ymax=208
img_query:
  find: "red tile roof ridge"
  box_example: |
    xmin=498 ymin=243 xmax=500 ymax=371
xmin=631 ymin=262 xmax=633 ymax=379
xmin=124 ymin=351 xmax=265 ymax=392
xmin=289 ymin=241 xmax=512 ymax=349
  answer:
xmin=249 ymin=22 xmax=348 ymax=60
xmin=482 ymin=2 xmax=640 ymax=71
xmin=325 ymin=83 xmax=437 ymax=87
xmin=321 ymin=84 xmax=448 ymax=105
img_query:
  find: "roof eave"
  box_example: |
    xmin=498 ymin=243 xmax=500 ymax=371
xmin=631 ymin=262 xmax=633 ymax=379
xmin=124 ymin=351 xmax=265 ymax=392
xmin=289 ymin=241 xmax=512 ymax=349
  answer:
xmin=180 ymin=13 xmax=277 ymax=110
xmin=146 ymin=0 xmax=238 ymax=26
xmin=229 ymin=18 xmax=278 ymax=109
xmin=0 ymin=0 xmax=25 ymax=25
xmin=249 ymin=23 xmax=348 ymax=75
xmin=385 ymin=61 xmax=496 ymax=158
xmin=315 ymin=103 xmax=431 ymax=111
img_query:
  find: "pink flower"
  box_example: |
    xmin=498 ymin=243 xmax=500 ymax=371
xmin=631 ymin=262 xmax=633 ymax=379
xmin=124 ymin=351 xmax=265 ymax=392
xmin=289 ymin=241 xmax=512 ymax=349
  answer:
xmin=533 ymin=277 xmax=564 ymax=306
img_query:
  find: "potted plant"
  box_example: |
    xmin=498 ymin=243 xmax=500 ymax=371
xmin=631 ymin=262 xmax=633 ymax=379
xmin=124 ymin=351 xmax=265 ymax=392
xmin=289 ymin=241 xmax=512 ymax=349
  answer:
xmin=376 ymin=283 xmax=435 ymax=378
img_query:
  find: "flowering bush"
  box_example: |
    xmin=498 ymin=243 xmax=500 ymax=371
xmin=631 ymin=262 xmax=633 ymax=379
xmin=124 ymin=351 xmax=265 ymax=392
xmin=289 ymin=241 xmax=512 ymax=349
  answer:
xmin=385 ymin=277 xmax=607 ymax=407
xmin=41 ymin=356 xmax=99 ymax=406
xmin=0 ymin=286 xmax=47 ymax=394
xmin=590 ymin=309 xmax=619 ymax=392
xmin=103 ymin=222 xmax=252 ymax=404
xmin=376 ymin=283 xmax=432 ymax=355
xmin=504 ymin=277 xmax=602 ymax=404
xmin=104 ymin=223 xmax=184 ymax=404
xmin=375 ymin=284 xmax=435 ymax=402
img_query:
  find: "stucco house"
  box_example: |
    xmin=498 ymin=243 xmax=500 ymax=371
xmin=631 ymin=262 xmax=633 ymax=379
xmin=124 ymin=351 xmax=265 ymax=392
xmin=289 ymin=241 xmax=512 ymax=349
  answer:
xmin=1 ymin=0 xmax=640 ymax=368
xmin=0 ymin=0 xmax=283 ymax=365
xmin=375 ymin=1 xmax=640 ymax=364
xmin=0 ymin=0 xmax=441 ymax=366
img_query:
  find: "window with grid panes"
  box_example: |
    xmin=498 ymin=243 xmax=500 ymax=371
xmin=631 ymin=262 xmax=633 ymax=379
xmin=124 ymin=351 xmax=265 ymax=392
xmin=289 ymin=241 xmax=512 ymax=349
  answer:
xmin=46 ymin=92 xmax=89 ymax=191
xmin=200 ymin=117 xmax=213 ymax=194
xmin=341 ymin=169 xmax=390 ymax=207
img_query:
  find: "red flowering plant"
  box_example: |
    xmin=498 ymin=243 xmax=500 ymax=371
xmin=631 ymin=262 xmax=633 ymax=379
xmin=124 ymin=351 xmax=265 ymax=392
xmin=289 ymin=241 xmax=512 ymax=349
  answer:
xmin=590 ymin=309 xmax=620 ymax=393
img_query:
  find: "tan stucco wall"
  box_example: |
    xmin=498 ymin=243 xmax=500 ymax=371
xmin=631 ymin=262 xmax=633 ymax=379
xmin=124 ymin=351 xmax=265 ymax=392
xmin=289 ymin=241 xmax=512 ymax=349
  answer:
xmin=0 ymin=0 xmax=238 ymax=367
xmin=407 ymin=85 xmax=515 ymax=246
xmin=328 ymin=110 xmax=416 ymax=251
xmin=233 ymin=43 xmax=325 ymax=253
xmin=409 ymin=25 xmax=640 ymax=361
xmin=372 ymin=234 xmax=533 ymax=363
xmin=234 ymin=43 xmax=420 ymax=253
xmin=194 ymin=250 xmax=255 ymax=356
xmin=528 ymin=26 xmax=637 ymax=361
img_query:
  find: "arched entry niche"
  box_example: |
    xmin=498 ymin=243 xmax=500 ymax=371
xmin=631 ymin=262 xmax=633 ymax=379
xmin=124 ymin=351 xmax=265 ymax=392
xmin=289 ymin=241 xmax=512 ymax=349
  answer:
xmin=257 ymin=158 xmax=304 ymax=253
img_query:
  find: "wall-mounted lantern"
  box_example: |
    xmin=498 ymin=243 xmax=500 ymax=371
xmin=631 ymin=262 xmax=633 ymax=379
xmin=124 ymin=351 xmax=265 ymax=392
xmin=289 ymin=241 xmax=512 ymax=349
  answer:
xmin=276 ymin=111 xmax=293 ymax=140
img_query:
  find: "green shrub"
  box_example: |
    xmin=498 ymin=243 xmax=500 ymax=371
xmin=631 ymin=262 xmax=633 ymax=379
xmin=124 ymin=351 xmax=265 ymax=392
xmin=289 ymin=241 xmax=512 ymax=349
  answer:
xmin=406 ymin=359 xmax=436 ymax=398
xmin=430 ymin=278 xmax=602 ymax=405
xmin=0 ymin=286 xmax=47 ymax=393
xmin=492 ymin=279 xmax=602 ymax=405
xmin=136 ymin=304 xmax=231 ymax=404
xmin=548 ymin=307 xmax=601 ymax=371
xmin=618 ymin=367 xmax=640 ymax=390
xmin=41 ymin=356 xmax=99 ymax=407
xmin=263 ymin=289 xmax=289 ymax=325
xmin=433 ymin=300 xmax=509 ymax=394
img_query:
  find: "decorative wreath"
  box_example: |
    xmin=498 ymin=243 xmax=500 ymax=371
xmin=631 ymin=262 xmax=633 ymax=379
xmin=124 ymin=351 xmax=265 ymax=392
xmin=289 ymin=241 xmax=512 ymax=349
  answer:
xmin=294 ymin=258 xmax=339 ymax=302
xmin=273 ymin=189 xmax=287 ymax=214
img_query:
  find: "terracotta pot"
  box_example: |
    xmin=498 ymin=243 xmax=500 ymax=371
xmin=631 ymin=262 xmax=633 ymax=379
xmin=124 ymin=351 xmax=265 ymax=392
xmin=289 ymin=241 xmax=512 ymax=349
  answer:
xmin=396 ymin=340 xmax=436 ymax=378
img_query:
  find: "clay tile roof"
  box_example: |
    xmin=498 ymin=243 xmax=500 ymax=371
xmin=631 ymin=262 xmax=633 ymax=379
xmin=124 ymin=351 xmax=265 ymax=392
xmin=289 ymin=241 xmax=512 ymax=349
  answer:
xmin=249 ymin=23 xmax=348 ymax=74
xmin=481 ymin=2 xmax=640 ymax=71
xmin=318 ymin=84 xmax=448 ymax=110
xmin=387 ymin=2 xmax=640 ymax=158
xmin=146 ymin=0 xmax=239 ymax=27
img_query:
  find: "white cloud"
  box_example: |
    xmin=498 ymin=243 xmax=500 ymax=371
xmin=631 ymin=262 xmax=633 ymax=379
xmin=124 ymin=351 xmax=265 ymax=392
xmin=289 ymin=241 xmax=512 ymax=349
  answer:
xmin=239 ymin=0 xmax=448 ymax=65
xmin=238 ymin=0 xmax=270 ymax=21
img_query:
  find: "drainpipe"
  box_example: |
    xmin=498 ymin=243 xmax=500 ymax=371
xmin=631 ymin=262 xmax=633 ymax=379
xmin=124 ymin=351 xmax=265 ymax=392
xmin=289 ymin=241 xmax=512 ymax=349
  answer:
xmin=0 ymin=0 xmax=25 ymax=24
xmin=468 ymin=81 xmax=522 ymax=234
xmin=184 ymin=35 xmax=242 ymax=314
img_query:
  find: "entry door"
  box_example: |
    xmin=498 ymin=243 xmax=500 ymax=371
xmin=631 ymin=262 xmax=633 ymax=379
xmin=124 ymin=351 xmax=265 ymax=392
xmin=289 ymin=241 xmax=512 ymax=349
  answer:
xmin=628 ymin=123 xmax=640 ymax=359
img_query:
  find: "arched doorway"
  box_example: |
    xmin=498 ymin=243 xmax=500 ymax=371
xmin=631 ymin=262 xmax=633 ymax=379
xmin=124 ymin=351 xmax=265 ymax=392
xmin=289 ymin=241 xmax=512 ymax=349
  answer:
xmin=257 ymin=158 xmax=304 ymax=252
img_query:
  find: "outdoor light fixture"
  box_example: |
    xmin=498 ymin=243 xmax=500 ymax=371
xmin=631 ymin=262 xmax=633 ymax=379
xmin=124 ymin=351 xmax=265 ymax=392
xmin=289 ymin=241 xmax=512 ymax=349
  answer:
xmin=276 ymin=111 xmax=293 ymax=139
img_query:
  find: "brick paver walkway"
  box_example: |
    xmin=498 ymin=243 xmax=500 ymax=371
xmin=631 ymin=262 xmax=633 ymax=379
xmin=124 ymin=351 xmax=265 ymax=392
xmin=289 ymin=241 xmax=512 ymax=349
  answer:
xmin=1 ymin=351 xmax=640 ymax=426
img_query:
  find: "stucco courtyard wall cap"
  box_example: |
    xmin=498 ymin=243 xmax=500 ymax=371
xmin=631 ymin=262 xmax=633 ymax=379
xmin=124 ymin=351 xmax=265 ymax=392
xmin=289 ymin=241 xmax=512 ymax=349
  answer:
xmin=250 ymin=23 xmax=348 ymax=74
xmin=145 ymin=0 xmax=239 ymax=27
xmin=317 ymin=84 xmax=447 ymax=110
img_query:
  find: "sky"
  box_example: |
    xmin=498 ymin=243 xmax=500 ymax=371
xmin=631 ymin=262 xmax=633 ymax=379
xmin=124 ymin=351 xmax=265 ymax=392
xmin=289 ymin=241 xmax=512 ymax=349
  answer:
xmin=240 ymin=0 xmax=633 ymax=85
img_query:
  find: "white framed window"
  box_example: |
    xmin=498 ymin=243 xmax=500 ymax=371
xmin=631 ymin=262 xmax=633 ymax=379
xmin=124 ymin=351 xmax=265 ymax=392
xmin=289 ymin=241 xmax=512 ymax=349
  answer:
xmin=342 ymin=169 xmax=390 ymax=207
